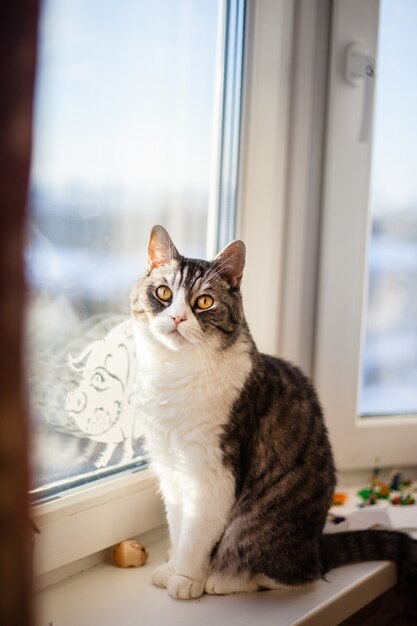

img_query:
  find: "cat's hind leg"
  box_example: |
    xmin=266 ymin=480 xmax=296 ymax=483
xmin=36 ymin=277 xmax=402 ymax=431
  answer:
xmin=205 ymin=571 xmax=286 ymax=595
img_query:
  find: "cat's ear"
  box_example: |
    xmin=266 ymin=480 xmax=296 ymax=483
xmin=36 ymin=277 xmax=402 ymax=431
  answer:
xmin=147 ymin=225 xmax=180 ymax=271
xmin=213 ymin=240 xmax=246 ymax=287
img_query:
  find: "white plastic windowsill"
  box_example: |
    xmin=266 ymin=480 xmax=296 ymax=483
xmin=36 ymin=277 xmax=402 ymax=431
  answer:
xmin=36 ymin=525 xmax=397 ymax=626
xmin=32 ymin=467 xmax=165 ymax=583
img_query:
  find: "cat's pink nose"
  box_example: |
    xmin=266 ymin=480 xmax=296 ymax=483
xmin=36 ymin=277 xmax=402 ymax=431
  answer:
xmin=170 ymin=314 xmax=186 ymax=326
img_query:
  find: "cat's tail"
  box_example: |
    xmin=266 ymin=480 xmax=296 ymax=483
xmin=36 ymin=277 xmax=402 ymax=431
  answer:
xmin=320 ymin=530 xmax=417 ymax=603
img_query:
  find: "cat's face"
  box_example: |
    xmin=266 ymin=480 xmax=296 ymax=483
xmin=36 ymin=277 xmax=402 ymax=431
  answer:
xmin=130 ymin=226 xmax=246 ymax=352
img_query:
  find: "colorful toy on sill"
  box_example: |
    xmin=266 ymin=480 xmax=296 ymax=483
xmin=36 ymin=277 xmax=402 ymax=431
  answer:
xmin=358 ymin=458 xmax=391 ymax=505
xmin=358 ymin=460 xmax=415 ymax=506
xmin=113 ymin=540 xmax=149 ymax=568
xmin=332 ymin=491 xmax=348 ymax=506
xmin=389 ymin=469 xmax=412 ymax=492
xmin=390 ymin=489 xmax=415 ymax=506
xmin=358 ymin=488 xmax=379 ymax=505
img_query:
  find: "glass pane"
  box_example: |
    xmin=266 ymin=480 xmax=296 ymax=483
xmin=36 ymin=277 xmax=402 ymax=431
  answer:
xmin=27 ymin=0 xmax=224 ymax=499
xmin=360 ymin=0 xmax=417 ymax=416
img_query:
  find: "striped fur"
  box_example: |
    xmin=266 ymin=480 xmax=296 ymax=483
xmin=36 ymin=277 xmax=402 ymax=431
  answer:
xmin=321 ymin=531 xmax=417 ymax=599
xmin=130 ymin=226 xmax=417 ymax=601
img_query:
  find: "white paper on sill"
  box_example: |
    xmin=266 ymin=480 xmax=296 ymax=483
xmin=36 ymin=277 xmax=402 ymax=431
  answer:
xmin=325 ymin=487 xmax=417 ymax=535
xmin=336 ymin=503 xmax=417 ymax=531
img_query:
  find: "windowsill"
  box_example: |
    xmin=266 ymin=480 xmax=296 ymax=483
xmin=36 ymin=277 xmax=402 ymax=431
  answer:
xmin=36 ymin=525 xmax=397 ymax=626
xmin=32 ymin=468 xmax=165 ymax=583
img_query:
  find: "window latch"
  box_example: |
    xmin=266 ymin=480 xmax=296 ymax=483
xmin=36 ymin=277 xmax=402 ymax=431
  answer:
xmin=345 ymin=42 xmax=376 ymax=143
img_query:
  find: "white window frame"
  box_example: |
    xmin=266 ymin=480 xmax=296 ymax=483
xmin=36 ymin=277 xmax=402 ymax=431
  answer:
xmin=314 ymin=0 xmax=417 ymax=471
xmin=239 ymin=0 xmax=330 ymax=376
xmin=32 ymin=0 xmax=246 ymax=583
xmin=33 ymin=469 xmax=163 ymax=583
xmin=33 ymin=0 xmax=334 ymax=583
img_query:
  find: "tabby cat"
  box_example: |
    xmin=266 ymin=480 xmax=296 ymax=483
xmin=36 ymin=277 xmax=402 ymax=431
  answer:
xmin=130 ymin=225 xmax=417 ymax=601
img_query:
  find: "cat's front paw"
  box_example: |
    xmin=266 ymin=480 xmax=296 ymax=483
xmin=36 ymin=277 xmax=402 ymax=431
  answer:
xmin=167 ymin=574 xmax=205 ymax=600
xmin=151 ymin=563 xmax=174 ymax=588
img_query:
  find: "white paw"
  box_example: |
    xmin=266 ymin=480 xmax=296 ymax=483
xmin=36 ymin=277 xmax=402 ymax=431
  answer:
xmin=151 ymin=563 xmax=174 ymax=588
xmin=167 ymin=574 xmax=205 ymax=600
xmin=205 ymin=573 xmax=234 ymax=595
xmin=205 ymin=573 xmax=259 ymax=595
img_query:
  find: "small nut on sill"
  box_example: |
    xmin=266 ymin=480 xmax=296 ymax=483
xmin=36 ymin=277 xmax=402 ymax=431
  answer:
xmin=113 ymin=540 xmax=149 ymax=568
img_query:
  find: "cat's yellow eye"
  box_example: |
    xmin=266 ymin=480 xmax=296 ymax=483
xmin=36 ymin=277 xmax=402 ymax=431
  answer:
xmin=156 ymin=285 xmax=172 ymax=302
xmin=196 ymin=295 xmax=214 ymax=310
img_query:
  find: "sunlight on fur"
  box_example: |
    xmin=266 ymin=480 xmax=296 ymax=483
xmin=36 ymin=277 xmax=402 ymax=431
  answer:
xmin=129 ymin=226 xmax=417 ymax=602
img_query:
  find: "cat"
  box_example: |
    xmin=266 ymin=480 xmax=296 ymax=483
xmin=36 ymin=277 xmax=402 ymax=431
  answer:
xmin=130 ymin=225 xmax=417 ymax=602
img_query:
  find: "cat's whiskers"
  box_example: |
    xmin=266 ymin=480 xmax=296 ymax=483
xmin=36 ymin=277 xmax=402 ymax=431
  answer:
xmin=201 ymin=255 xmax=233 ymax=281
xmin=195 ymin=344 xmax=214 ymax=399
xmin=188 ymin=331 xmax=218 ymax=399
xmin=197 ymin=336 xmax=230 ymax=415
xmin=204 ymin=249 xmax=242 ymax=284
xmin=202 ymin=260 xmax=231 ymax=284
xmin=185 ymin=329 xmax=212 ymax=395
xmin=201 ymin=332 xmax=227 ymax=367
xmin=196 ymin=332 xmax=220 ymax=366
xmin=182 ymin=325 xmax=221 ymax=400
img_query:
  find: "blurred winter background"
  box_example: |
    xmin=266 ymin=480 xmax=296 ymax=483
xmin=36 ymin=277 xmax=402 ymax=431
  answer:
xmin=26 ymin=0 xmax=220 ymax=496
xmin=360 ymin=0 xmax=417 ymax=416
xmin=25 ymin=0 xmax=417 ymax=496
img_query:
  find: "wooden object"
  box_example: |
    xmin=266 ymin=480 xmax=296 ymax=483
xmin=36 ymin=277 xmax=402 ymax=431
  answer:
xmin=113 ymin=541 xmax=149 ymax=568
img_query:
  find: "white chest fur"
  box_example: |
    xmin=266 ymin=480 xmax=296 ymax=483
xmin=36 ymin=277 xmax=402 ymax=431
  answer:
xmin=132 ymin=323 xmax=252 ymax=472
xmin=132 ymin=321 xmax=252 ymax=597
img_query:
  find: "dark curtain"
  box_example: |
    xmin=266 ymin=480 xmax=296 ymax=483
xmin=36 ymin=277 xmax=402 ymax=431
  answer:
xmin=0 ymin=2 xmax=39 ymax=625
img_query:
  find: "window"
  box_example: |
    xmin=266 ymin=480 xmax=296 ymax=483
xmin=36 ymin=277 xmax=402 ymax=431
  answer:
xmin=34 ymin=0 xmax=416 ymax=583
xmin=27 ymin=0 xmax=245 ymax=503
xmin=360 ymin=0 xmax=417 ymax=417
xmin=315 ymin=0 xmax=417 ymax=470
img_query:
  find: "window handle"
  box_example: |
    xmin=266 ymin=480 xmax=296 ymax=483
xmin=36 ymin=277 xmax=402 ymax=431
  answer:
xmin=345 ymin=42 xmax=376 ymax=143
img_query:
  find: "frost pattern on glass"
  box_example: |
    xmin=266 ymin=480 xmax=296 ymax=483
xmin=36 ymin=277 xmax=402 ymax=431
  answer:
xmin=27 ymin=0 xmax=221 ymax=496
xmin=28 ymin=316 xmax=144 ymax=491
